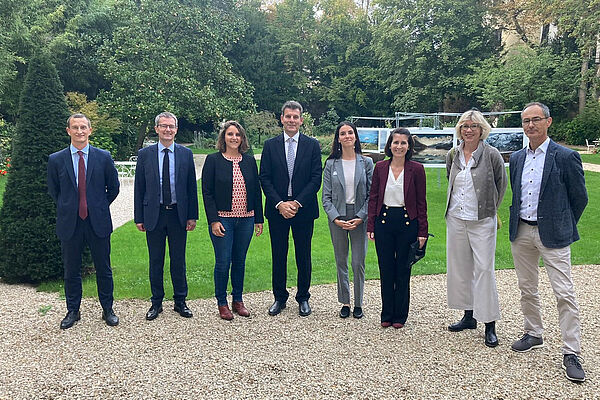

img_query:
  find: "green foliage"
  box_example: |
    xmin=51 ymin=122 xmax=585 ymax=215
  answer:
xmin=553 ymin=101 xmax=600 ymax=145
xmin=0 ymin=118 xmax=14 ymax=167
xmin=316 ymin=134 xmax=334 ymax=155
xmin=242 ymin=111 xmax=281 ymax=146
xmin=468 ymin=46 xmax=580 ymax=119
xmin=301 ymin=112 xmax=315 ymax=136
xmin=372 ymin=0 xmax=500 ymax=112
xmin=97 ymin=0 xmax=254 ymax=149
xmin=0 ymin=52 xmax=68 ymax=282
xmin=65 ymin=92 xmax=123 ymax=158
xmin=314 ymin=108 xmax=339 ymax=136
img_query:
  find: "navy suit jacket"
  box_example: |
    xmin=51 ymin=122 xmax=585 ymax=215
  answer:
xmin=367 ymin=159 xmax=428 ymax=237
xmin=134 ymin=143 xmax=199 ymax=231
xmin=509 ymin=139 xmax=588 ymax=248
xmin=259 ymin=133 xmax=322 ymax=220
xmin=47 ymin=145 xmax=120 ymax=241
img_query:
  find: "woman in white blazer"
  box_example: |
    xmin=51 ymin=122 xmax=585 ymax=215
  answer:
xmin=322 ymin=121 xmax=374 ymax=319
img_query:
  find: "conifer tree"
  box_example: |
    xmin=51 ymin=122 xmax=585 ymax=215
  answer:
xmin=0 ymin=52 xmax=70 ymax=282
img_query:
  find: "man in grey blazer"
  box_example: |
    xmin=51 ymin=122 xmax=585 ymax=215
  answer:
xmin=508 ymin=102 xmax=588 ymax=382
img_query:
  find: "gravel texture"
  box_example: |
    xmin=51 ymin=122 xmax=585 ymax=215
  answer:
xmin=0 ymin=265 xmax=598 ymax=399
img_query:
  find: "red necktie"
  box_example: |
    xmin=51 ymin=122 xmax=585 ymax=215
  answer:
xmin=77 ymin=151 xmax=88 ymax=219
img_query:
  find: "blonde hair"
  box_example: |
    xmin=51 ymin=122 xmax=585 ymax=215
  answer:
xmin=454 ymin=110 xmax=491 ymax=141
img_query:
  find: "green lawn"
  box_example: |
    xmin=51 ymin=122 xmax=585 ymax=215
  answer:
xmin=33 ymin=168 xmax=600 ymax=301
xmin=580 ymin=153 xmax=600 ymax=165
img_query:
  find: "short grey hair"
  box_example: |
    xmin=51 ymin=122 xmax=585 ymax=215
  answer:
xmin=281 ymin=100 xmax=303 ymax=115
xmin=455 ymin=109 xmax=492 ymax=140
xmin=522 ymin=102 xmax=550 ymax=118
xmin=67 ymin=113 xmax=91 ymax=128
xmin=155 ymin=112 xmax=178 ymax=127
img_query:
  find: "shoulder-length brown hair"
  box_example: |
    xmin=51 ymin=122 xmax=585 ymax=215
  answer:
xmin=217 ymin=121 xmax=249 ymax=153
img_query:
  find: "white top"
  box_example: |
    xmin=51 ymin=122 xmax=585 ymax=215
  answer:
xmin=342 ymin=159 xmax=356 ymax=204
xmin=519 ymin=137 xmax=550 ymax=221
xmin=448 ymin=147 xmax=478 ymax=220
xmin=283 ymin=132 xmax=299 ymax=158
xmin=383 ymin=168 xmax=405 ymax=207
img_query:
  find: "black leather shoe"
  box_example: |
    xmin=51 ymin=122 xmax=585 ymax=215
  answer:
xmin=146 ymin=305 xmax=163 ymax=321
xmin=448 ymin=310 xmax=477 ymax=332
xmin=174 ymin=302 xmax=193 ymax=318
xmin=102 ymin=308 xmax=119 ymax=327
xmin=299 ymin=300 xmax=311 ymax=317
xmin=268 ymin=300 xmax=286 ymax=316
xmin=352 ymin=306 xmax=364 ymax=319
xmin=339 ymin=305 xmax=350 ymax=318
xmin=60 ymin=310 xmax=80 ymax=330
xmin=485 ymin=321 xmax=499 ymax=347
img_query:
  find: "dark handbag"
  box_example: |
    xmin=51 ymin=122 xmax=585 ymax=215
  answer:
xmin=407 ymin=233 xmax=434 ymax=267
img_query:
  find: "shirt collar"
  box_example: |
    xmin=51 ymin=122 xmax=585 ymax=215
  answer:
xmin=283 ymin=132 xmax=300 ymax=142
xmin=70 ymin=144 xmax=89 ymax=155
xmin=527 ymin=137 xmax=550 ymax=154
xmin=158 ymin=141 xmax=175 ymax=153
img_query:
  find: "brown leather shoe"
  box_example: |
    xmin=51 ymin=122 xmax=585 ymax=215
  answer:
xmin=218 ymin=305 xmax=234 ymax=320
xmin=232 ymin=301 xmax=250 ymax=317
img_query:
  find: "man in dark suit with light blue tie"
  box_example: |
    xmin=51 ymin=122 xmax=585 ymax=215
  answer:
xmin=260 ymin=101 xmax=322 ymax=317
xmin=508 ymin=102 xmax=588 ymax=382
xmin=47 ymin=113 xmax=120 ymax=329
xmin=134 ymin=112 xmax=198 ymax=321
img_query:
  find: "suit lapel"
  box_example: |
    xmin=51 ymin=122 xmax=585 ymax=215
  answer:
xmin=275 ymin=134 xmax=287 ymax=173
xmin=63 ymin=148 xmax=77 ymax=189
xmin=150 ymin=144 xmax=160 ymax=189
xmin=404 ymin=161 xmax=414 ymax=198
xmin=292 ymin=134 xmax=305 ymax=177
xmin=513 ymin=149 xmax=526 ymax=200
xmin=86 ymin=146 xmax=96 ymax=185
xmin=334 ymin=158 xmax=345 ymax=188
xmin=539 ymin=141 xmax=556 ymax=199
xmin=354 ymin=156 xmax=364 ymax=194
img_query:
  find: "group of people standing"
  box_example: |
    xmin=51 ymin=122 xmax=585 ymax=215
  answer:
xmin=47 ymin=101 xmax=587 ymax=383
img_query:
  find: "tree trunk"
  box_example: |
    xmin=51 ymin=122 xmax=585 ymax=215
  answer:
xmin=136 ymin=122 xmax=149 ymax=151
xmin=578 ymin=55 xmax=589 ymax=113
xmin=592 ymin=39 xmax=600 ymax=101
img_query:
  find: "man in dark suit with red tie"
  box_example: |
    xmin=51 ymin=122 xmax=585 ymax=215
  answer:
xmin=260 ymin=101 xmax=322 ymax=317
xmin=134 ymin=112 xmax=198 ymax=321
xmin=47 ymin=113 xmax=120 ymax=329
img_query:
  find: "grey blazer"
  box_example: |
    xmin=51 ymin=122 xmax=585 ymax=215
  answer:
xmin=322 ymin=155 xmax=374 ymax=222
xmin=508 ymin=139 xmax=588 ymax=248
xmin=445 ymin=141 xmax=507 ymax=220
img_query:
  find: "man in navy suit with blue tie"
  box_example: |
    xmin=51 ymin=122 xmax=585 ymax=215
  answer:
xmin=260 ymin=101 xmax=322 ymax=317
xmin=47 ymin=113 xmax=120 ymax=329
xmin=134 ymin=112 xmax=198 ymax=321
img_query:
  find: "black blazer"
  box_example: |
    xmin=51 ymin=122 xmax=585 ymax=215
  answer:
xmin=134 ymin=143 xmax=199 ymax=231
xmin=201 ymin=152 xmax=264 ymax=224
xmin=47 ymin=146 xmax=120 ymax=241
xmin=259 ymin=133 xmax=322 ymax=220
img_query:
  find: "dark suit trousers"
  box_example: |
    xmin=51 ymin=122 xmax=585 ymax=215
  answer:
xmin=61 ymin=217 xmax=114 ymax=312
xmin=268 ymin=213 xmax=314 ymax=303
xmin=146 ymin=207 xmax=188 ymax=306
xmin=374 ymin=206 xmax=417 ymax=324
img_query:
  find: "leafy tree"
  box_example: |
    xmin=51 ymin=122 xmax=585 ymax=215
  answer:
xmin=314 ymin=108 xmax=339 ymax=136
xmin=372 ymin=0 xmax=500 ymax=112
xmin=97 ymin=0 xmax=254 ymax=150
xmin=242 ymin=111 xmax=282 ymax=146
xmin=0 ymin=52 xmax=69 ymax=282
xmin=467 ymin=45 xmax=580 ymax=119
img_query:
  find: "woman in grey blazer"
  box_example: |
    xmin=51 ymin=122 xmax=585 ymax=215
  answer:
xmin=445 ymin=109 xmax=507 ymax=347
xmin=322 ymin=122 xmax=374 ymax=319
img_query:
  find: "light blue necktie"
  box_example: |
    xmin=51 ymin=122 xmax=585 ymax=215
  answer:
xmin=286 ymin=137 xmax=296 ymax=197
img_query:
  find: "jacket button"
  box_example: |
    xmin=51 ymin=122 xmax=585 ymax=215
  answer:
xmin=383 ymin=213 xmax=387 ymax=217
xmin=382 ymin=220 xmax=386 ymax=224
xmin=404 ymin=214 xmax=408 ymax=218
xmin=405 ymin=221 xmax=410 ymax=225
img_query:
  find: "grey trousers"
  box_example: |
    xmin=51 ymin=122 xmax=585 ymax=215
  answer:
xmin=328 ymin=204 xmax=367 ymax=307
xmin=510 ymin=221 xmax=581 ymax=355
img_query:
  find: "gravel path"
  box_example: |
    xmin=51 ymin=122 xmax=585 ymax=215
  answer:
xmin=0 ymin=265 xmax=598 ymax=399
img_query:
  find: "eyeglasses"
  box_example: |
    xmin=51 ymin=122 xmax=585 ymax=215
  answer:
xmin=521 ymin=117 xmax=548 ymax=126
xmin=460 ymin=124 xmax=480 ymax=131
xmin=157 ymin=124 xmax=177 ymax=130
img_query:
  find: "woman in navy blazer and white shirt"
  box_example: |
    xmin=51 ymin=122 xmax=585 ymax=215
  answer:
xmin=202 ymin=121 xmax=263 ymax=320
xmin=367 ymin=128 xmax=428 ymax=328
xmin=322 ymin=122 xmax=374 ymax=319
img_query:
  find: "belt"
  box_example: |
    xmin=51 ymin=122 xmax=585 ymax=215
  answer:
xmin=520 ymin=218 xmax=538 ymax=226
xmin=161 ymin=204 xmax=177 ymax=210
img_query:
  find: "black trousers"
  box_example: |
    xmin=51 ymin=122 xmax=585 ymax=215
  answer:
xmin=146 ymin=207 xmax=188 ymax=306
xmin=62 ymin=217 xmax=114 ymax=312
xmin=267 ymin=213 xmax=314 ymax=303
xmin=374 ymin=206 xmax=417 ymax=324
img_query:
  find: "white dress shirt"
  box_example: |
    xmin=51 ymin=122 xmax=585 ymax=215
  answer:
xmin=448 ymin=146 xmax=478 ymax=220
xmin=519 ymin=137 xmax=550 ymax=221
